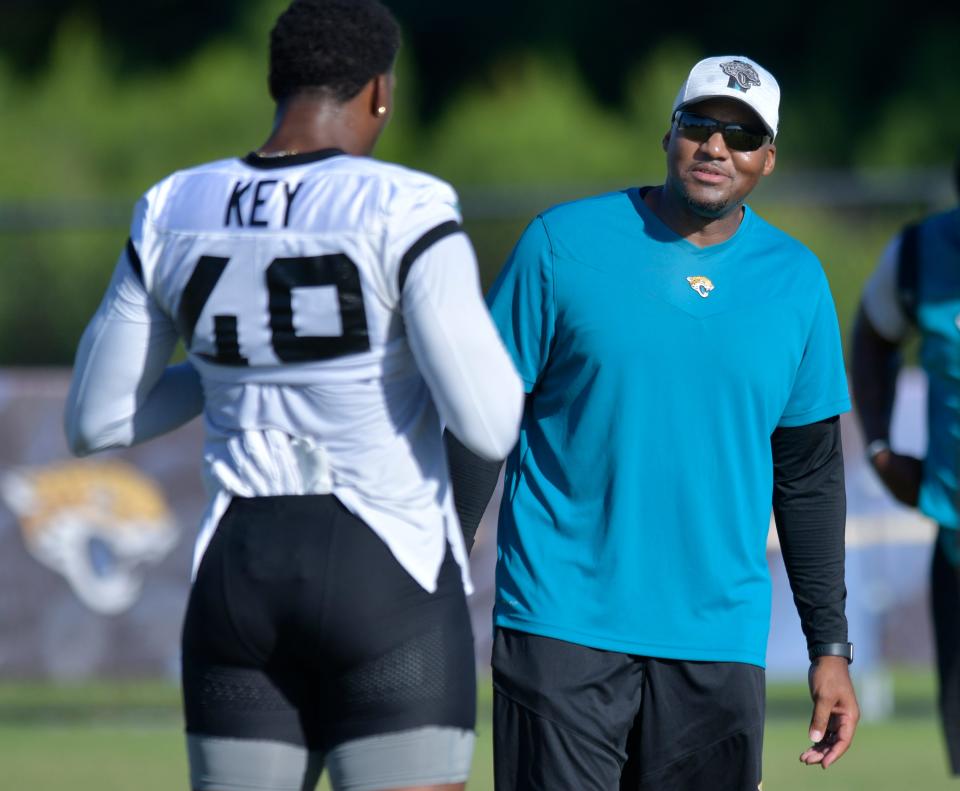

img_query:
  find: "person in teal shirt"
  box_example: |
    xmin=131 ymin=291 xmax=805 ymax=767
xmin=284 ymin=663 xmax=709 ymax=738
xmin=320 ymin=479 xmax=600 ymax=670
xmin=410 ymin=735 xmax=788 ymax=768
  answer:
xmin=852 ymin=153 xmax=960 ymax=776
xmin=448 ymin=55 xmax=860 ymax=790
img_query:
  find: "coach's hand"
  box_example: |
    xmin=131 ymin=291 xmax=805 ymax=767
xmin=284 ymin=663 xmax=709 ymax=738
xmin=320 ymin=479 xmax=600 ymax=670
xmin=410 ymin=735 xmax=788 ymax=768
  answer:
xmin=800 ymin=656 xmax=860 ymax=769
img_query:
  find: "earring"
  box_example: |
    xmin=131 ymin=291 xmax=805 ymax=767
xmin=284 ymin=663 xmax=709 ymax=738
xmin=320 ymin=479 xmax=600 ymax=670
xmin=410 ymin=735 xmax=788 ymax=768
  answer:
xmin=377 ymin=106 xmax=387 ymax=116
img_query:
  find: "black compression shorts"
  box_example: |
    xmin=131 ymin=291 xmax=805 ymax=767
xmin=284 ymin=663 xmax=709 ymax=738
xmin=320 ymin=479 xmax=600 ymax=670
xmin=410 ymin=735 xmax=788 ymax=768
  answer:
xmin=181 ymin=494 xmax=476 ymax=751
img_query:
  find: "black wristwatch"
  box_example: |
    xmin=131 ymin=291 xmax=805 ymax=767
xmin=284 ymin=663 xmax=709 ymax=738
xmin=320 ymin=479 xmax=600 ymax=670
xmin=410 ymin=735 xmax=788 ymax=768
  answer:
xmin=808 ymin=642 xmax=854 ymax=664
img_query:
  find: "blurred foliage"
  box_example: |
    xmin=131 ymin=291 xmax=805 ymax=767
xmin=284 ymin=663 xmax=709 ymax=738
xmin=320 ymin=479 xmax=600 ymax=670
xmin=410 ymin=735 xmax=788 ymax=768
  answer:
xmin=396 ymin=1 xmax=960 ymax=168
xmin=0 ymin=12 xmax=690 ymax=199
xmin=0 ymin=3 xmax=955 ymax=364
xmin=0 ymin=0 xmax=261 ymax=75
xmin=3 ymin=2 xmax=959 ymax=167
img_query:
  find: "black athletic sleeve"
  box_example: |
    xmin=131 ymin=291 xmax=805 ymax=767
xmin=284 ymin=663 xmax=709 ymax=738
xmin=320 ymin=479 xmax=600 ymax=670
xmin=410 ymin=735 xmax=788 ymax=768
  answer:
xmin=444 ymin=429 xmax=504 ymax=554
xmin=771 ymin=415 xmax=848 ymax=651
xmin=851 ymin=305 xmax=901 ymax=445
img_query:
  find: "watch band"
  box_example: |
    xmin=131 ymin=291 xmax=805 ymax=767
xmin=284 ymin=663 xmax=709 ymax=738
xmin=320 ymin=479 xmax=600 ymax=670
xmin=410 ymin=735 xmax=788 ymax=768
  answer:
xmin=808 ymin=642 xmax=854 ymax=664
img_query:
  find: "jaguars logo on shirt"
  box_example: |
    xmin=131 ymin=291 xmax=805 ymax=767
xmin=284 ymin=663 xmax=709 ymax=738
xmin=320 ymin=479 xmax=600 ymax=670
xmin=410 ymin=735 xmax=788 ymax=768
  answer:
xmin=687 ymin=275 xmax=715 ymax=298
xmin=0 ymin=460 xmax=178 ymax=615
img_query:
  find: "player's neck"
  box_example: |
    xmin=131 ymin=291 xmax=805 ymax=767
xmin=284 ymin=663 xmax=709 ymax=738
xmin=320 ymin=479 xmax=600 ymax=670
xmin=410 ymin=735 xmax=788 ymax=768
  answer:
xmin=258 ymin=96 xmax=377 ymax=158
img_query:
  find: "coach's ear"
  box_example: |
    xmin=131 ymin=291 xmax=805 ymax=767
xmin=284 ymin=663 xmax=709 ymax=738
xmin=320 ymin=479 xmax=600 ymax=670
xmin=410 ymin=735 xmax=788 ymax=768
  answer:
xmin=761 ymin=144 xmax=776 ymax=176
xmin=662 ymin=130 xmax=672 ymax=152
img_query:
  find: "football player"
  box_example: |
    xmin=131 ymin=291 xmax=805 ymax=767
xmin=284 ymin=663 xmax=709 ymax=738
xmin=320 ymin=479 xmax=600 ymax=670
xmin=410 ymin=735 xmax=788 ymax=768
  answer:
xmin=64 ymin=1 xmax=523 ymax=789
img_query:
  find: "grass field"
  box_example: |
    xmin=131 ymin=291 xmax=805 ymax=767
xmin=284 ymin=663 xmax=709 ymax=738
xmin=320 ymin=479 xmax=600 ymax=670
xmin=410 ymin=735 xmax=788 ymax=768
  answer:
xmin=1 ymin=669 xmax=955 ymax=790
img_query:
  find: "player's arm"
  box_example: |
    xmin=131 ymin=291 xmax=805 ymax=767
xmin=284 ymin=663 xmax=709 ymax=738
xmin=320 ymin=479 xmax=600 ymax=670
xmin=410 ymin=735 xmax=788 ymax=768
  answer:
xmin=424 ymin=214 xmax=556 ymax=551
xmin=851 ymin=235 xmax=922 ymax=506
xmin=401 ymin=230 xmax=524 ymax=463
xmin=850 ymin=307 xmax=899 ymax=448
xmin=443 ymin=215 xmax=558 ymax=551
xmin=443 ymin=430 xmax=505 ymax=554
xmin=64 ymin=244 xmax=203 ymax=456
xmin=771 ymin=416 xmax=859 ymax=768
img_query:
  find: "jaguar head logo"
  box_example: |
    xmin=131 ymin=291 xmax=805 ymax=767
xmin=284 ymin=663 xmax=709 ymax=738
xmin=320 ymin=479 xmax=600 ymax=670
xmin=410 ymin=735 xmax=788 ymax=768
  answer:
xmin=720 ymin=60 xmax=761 ymax=92
xmin=686 ymin=275 xmax=715 ymax=298
xmin=0 ymin=460 xmax=179 ymax=615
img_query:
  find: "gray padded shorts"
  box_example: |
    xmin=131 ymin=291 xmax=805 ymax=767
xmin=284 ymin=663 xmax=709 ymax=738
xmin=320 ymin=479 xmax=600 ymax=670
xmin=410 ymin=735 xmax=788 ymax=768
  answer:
xmin=188 ymin=725 xmax=475 ymax=790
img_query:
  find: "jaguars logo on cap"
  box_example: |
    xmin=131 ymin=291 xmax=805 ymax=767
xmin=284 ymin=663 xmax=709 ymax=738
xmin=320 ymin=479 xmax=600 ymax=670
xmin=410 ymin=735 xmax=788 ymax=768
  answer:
xmin=0 ymin=460 xmax=179 ymax=615
xmin=721 ymin=60 xmax=761 ymax=92
xmin=687 ymin=275 xmax=715 ymax=298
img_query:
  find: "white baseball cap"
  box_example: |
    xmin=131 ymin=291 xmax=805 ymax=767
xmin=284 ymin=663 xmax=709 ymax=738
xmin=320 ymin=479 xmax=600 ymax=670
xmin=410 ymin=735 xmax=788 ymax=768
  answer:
xmin=672 ymin=55 xmax=780 ymax=139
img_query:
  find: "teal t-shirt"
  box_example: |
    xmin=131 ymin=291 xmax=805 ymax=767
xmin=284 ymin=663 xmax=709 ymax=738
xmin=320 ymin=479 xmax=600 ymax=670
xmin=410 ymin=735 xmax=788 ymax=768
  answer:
xmin=487 ymin=188 xmax=850 ymax=667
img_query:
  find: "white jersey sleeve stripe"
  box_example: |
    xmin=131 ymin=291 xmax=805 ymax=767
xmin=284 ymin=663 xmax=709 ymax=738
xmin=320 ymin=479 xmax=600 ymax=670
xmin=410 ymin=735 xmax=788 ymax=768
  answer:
xmin=398 ymin=220 xmax=464 ymax=292
xmin=125 ymin=237 xmax=145 ymax=284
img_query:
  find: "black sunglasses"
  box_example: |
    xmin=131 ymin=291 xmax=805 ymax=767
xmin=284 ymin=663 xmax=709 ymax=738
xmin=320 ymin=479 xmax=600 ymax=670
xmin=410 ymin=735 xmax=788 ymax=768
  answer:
xmin=672 ymin=111 xmax=770 ymax=152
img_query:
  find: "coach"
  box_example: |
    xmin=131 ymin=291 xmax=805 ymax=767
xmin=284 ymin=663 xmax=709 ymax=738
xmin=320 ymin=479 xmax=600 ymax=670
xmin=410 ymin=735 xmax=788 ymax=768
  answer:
xmin=449 ymin=55 xmax=860 ymax=789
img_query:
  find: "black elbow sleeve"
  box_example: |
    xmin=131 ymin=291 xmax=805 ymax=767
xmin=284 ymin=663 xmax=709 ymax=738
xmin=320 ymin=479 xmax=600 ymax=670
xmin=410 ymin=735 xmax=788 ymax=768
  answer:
xmin=444 ymin=430 xmax=503 ymax=554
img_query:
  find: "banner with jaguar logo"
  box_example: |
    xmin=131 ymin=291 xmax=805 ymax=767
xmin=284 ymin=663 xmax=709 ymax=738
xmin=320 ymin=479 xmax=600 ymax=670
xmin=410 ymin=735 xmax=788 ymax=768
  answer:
xmin=0 ymin=369 xmax=941 ymax=682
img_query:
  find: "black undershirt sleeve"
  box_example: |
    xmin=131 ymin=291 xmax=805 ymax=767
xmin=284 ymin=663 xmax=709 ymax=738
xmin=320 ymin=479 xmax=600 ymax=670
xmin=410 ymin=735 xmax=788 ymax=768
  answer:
xmin=444 ymin=429 xmax=504 ymax=554
xmin=850 ymin=305 xmax=901 ymax=445
xmin=771 ymin=415 xmax=849 ymax=651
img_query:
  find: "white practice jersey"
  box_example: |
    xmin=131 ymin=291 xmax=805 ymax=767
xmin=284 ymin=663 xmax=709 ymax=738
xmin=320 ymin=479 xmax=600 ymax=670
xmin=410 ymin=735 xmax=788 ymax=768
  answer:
xmin=861 ymin=234 xmax=910 ymax=342
xmin=65 ymin=149 xmax=524 ymax=593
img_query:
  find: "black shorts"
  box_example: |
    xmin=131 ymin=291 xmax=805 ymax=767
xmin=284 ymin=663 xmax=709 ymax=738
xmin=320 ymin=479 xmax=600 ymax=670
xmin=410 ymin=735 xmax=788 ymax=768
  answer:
xmin=931 ymin=525 xmax=960 ymax=775
xmin=492 ymin=627 xmax=764 ymax=791
xmin=181 ymin=494 xmax=476 ymax=751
